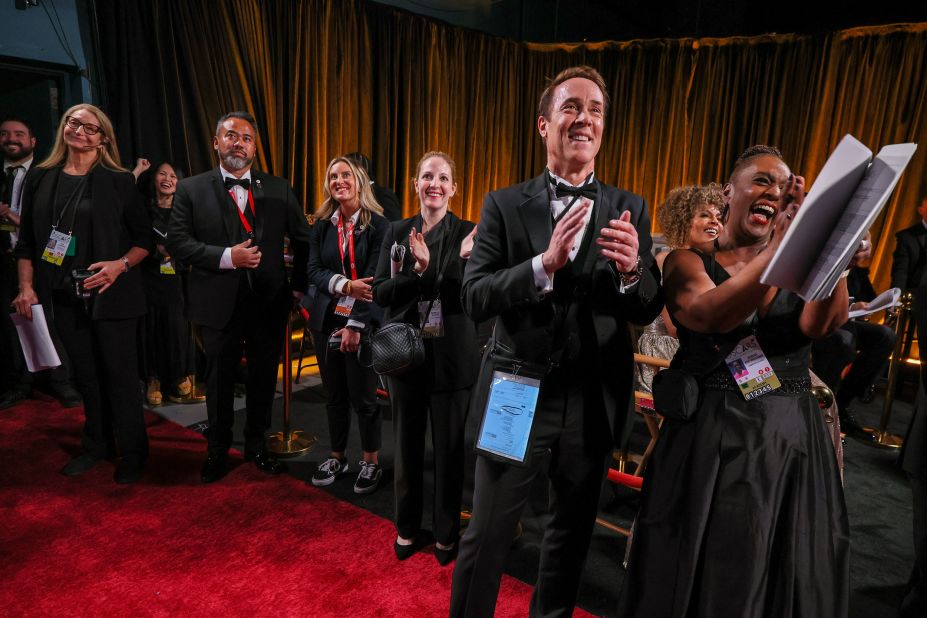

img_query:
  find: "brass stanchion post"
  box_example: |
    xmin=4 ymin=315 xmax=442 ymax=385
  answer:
xmin=860 ymin=292 xmax=911 ymax=448
xmin=267 ymin=309 xmax=317 ymax=456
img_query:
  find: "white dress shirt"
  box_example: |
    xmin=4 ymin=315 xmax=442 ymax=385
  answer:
xmin=218 ymin=166 xmax=253 ymax=270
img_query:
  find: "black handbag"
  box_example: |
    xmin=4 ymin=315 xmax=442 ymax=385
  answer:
xmin=651 ymin=368 xmax=702 ymax=421
xmin=651 ymin=337 xmax=737 ymax=422
xmin=370 ymin=218 xmax=458 ymax=377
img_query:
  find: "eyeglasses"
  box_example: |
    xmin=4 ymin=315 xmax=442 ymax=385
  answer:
xmin=65 ymin=116 xmax=102 ymax=136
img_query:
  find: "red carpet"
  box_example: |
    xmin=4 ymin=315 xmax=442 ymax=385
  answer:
xmin=0 ymin=399 xmax=597 ymax=617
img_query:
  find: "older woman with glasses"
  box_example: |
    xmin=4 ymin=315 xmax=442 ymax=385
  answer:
xmin=13 ymin=104 xmax=150 ymax=484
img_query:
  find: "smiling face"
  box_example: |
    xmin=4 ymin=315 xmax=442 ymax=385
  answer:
xmin=213 ymin=116 xmax=255 ymax=173
xmin=328 ymin=160 xmax=359 ymax=208
xmin=155 ymin=163 xmax=178 ymax=199
xmin=537 ymin=77 xmax=604 ymax=179
xmin=63 ymin=108 xmax=105 ymax=154
xmin=723 ymin=154 xmax=791 ymax=242
xmin=687 ymin=205 xmax=723 ymax=248
xmin=0 ymin=120 xmax=35 ymax=163
xmin=414 ymin=156 xmax=457 ymax=216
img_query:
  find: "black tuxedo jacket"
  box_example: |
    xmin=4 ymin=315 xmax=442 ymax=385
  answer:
xmin=167 ymin=168 xmax=311 ymax=329
xmin=305 ymin=211 xmax=387 ymax=332
xmin=372 ymin=212 xmax=479 ymax=391
xmin=16 ymin=165 xmax=149 ymax=320
xmin=461 ymin=172 xmax=663 ymax=443
xmin=891 ymin=223 xmax=927 ymax=291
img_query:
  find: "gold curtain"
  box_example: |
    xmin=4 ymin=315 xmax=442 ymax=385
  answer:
xmin=97 ymin=1 xmax=927 ymax=291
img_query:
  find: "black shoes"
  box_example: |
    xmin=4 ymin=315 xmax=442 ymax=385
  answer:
xmin=394 ymin=538 xmax=419 ymax=561
xmin=435 ymin=543 xmax=458 ymax=566
xmin=840 ymin=409 xmax=876 ymax=442
xmin=51 ymin=385 xmax=82 ymax=408
xmin=201 ymin=453 xmax=230 ymax=483
xmin=61 ymin=454 xmax=102 ymax=476
xmin=0 ymin=389 xmax=28 ymax=410
xmin=114 ymin=458 xmax=145 ymax=485
xmin=245 ymin=450 xmax=284 ymax=475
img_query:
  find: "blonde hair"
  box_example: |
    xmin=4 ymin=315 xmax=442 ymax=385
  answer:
xmin=315 ymin=156 xmax=384 ymax=229
xmin=657 ymin=183 xmax=724 ymax=249
xmin=39 ymin=104 xmax=125 ymax=172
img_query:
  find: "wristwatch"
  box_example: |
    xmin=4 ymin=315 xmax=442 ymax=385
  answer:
xmin=120 ymin=257 xmax=130 ymax=273
xmin=618 ymin=256 xmax=643 ymax=286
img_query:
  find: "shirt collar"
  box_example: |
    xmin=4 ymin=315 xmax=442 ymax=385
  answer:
xmin=331 ymin=207 xmax=361 ymax=228
xmin=219 ymin=165 xmax=252 ymax=183
xmin=547 ymin=169 xmax=595 ymax=190
xmin=4 ymin=156 xmax=33 ymax=172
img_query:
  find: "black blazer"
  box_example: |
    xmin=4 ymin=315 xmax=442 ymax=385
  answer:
xmin=891 ymin=223 xmax=927 ymax=291
xmin=373 ymin=212 xmax=479 ymax=391
xmin=167 ymin=168 xmax=311 ymax=330
xmin=305 ymin=211 xmax=387 ymax=332
xmin=461 ymin=172 xmax=663 ymax=442
xmin=15 ymin=165 xmax=149 ymax=320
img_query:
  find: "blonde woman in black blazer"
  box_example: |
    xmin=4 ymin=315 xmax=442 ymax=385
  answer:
xmin=306 ymin=156 xmax=387 ymax=494
xmin=13 ymin=104 xmax=150 ymax=484
xmin=372 ymin=151 xmax=478 ymax=565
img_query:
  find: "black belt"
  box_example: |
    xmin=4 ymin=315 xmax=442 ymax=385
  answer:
xmin=703 ymin=370 xmax=812 ymax=394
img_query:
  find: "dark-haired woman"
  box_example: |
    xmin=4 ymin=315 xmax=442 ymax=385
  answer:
xmin=138 ymin=161 xmax=195 ymax=406
xmin=623 ymin=146 xmax=850 ymax=617
xmin=373 ymin=151 xmax=478 ymax=565
xmin=13 ymin=104 xmax=150 ymax=484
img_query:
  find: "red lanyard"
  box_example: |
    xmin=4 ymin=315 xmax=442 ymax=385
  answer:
xmin=229 ymin=188 xmax=256 ymax=236
xmin=337 ymin=219 xmax=357 ymax=280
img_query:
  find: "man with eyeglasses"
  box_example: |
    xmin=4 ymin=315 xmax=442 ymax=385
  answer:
xmin=0 ymin=117 xmax=81 ymax=411
xmin=168 ymin=111 xmax=311 ymax=483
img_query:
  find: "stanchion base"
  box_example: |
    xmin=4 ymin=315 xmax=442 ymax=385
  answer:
xmin=266 ymin=430 xmax=317 ymax=457
xmin=860 ymin=426 xmax=904 ymax=449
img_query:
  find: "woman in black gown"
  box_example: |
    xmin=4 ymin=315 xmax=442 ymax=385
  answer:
xmin=623 ymin=146 xmax=851 ymax=617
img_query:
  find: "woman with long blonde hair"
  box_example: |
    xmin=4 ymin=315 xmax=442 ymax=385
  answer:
xmin=13 ymin=104 xmax=150 ymax=484
xmin=306 ymin=156 xmax=388 ymax=494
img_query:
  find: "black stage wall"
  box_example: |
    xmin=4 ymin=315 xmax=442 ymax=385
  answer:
xmin=93 ymin=0 xmax=927 ymax=291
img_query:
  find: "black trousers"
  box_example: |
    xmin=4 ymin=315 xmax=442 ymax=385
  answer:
xmin=311 ymin=324 xmax=381 ymax=454
xmin=902 ymin=475 xmax=927 ymax=617
xmin=388 ymin=372 xmax=469 ymax=544
xmin=199 ymin=287 xmax=287 ymax=456
xmin=450 ymin=370 xmax=613 ymax=618
xmin=812 ymin=319 xmax=896 ymax=407
xmin=51 ymin=294 xmax=147 ymax=462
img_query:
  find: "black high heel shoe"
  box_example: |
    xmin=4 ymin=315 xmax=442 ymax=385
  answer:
xmin=394 ymin=538 xmax=418 ymax=561
xmin=435 ymin=543 xmax=458 ymax=566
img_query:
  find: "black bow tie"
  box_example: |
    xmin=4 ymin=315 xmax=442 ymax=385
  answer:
xmin=554 ymin=181 xmax=597 ymax=202
xmin=224 ymin=177 xmax=250 ymax=191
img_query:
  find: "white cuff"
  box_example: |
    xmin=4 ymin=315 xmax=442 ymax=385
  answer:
xmin=531 ymin=254 xmax=554 ymax=295
xmin=329 ymin=274 xmax=349 ymax=296
xmin=220 ymin=248 xmax=235 ymax=269
xmin=346 ymin=319 xmax=365 ymax=330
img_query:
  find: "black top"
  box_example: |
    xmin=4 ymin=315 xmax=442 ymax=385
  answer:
xmin=39 ymin=171 xmax=94 ymax=291
xmin=16 ymin=165 xmax=150 ymax=320
xmin=141 ymin=203 xmax=183 ymax=306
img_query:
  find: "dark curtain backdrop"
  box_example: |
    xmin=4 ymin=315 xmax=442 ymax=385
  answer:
xmin=94 ymin=0 xmax=927 ymax=291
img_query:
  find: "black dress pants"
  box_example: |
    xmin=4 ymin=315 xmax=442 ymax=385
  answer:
xmin=51 ymin=294 xmax=147 ymax=462
xmin=312 ymin=323 xmax=381 ymax=454
xmin=450 ymin=370 xmax=613 ymax=618
xmin=199 ymin=288 xmax=287 ymax=456
xmin=389 ymin=371 xmax=469 ymax=544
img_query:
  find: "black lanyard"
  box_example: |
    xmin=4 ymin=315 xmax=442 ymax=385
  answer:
xmin=52 ymin=173 xmax=89 ymax=234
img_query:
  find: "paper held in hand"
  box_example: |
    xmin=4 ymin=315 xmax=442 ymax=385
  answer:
xmin=10 ymin=304 xmax=62 ymax=372
xmin=760 ymin=134 xmax=917 ymax=301
xmin=848 ymin=287 xmax=901 ymax=319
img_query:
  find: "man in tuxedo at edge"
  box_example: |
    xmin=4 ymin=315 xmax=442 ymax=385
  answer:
xmin=451 ymin=66 xmax=663 ymax=617
xmin=168 ymin=111 xmax=311 ymax=483
xmin=897 ymin=192 xmax=927 ymax=616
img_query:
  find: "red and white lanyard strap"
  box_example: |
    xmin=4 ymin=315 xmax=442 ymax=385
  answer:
xmin=229 ymin=188 xmax=256 ymax=236
xmin=337 ymin=219 xmax=358 ymax=280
